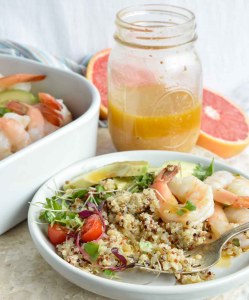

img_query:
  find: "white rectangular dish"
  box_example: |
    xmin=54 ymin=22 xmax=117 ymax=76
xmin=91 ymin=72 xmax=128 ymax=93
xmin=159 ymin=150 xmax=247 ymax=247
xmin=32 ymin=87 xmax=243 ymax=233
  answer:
xmin=0 ymin=55 xmax=100 ymax=234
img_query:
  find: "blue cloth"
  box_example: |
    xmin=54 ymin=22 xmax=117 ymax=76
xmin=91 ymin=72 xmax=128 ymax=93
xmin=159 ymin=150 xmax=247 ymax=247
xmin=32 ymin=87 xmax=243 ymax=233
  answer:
xmin=0 ymin=40 xmax=88 ymax=75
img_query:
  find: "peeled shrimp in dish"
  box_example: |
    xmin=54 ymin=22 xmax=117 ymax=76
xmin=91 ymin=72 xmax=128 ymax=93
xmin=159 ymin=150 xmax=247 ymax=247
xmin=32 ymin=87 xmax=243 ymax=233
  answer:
xmin=151 ymin=165 xmax=214 ymax=225
xmin=0 ymin=117 xmax=31 ymax=159
xmin=0 ymin=73 xmax=46 ymax=92
xmin=0 ymin=73 xmax=73 ymax=159
xmin=204 ymin=171 xmax=249 ymax=208
xmin=7 ymin=101 xmax=45 ymax=142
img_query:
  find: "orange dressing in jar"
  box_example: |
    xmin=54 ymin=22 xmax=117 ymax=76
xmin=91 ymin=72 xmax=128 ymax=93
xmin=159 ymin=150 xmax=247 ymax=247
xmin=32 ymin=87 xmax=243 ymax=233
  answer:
xmin=109 ymin=85 xmax=201 ymax=151
xmin=108 ymin=5 xmax=202 ymax=151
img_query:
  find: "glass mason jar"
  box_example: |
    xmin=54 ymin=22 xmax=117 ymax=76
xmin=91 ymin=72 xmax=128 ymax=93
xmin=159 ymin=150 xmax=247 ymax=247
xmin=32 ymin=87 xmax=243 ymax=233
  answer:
xmin=108 ymin=4 xmax=202 ymax=152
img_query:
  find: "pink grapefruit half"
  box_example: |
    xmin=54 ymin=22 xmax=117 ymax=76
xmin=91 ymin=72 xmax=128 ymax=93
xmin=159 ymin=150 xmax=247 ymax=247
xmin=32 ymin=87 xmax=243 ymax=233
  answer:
xmin=197 ymin=89 xmax=249 ymax=158
xmin=86 ymin=48 xmax=110 ymax=120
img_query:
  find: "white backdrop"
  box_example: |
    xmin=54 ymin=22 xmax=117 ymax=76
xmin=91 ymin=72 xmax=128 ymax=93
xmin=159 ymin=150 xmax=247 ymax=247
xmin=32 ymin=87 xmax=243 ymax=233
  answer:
xmin=1 ymin=0 xmax=249 ymax=107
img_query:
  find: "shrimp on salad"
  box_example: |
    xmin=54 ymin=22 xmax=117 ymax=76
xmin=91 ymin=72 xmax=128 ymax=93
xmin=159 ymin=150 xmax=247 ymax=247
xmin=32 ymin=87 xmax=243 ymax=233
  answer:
xmin=204 ymin=171 xmax=249 ymax=208
xmin=151 ymin=165 xmax=214 ymax=225
xmin=208 ymin=203 xmax=249 ymax=248
xmin=0 ymin=73 xmax=73 ymax=160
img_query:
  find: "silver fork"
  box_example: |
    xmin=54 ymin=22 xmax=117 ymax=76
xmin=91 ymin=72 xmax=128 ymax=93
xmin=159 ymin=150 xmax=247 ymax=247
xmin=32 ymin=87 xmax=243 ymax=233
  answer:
xmin=135 ymin=222 xmax=249 ymax=274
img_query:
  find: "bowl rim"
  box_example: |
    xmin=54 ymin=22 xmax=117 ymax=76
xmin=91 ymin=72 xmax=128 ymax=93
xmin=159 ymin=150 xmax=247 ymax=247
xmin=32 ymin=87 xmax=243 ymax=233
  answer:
xmin=0 ymin=54 xmax=100 ymax=168
xmin=28 ymin=150 xmax=249 ymax=295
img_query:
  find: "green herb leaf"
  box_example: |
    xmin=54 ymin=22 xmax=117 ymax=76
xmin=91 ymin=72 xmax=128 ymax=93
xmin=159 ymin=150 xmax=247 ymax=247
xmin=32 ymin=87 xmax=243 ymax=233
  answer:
xmin=139 ymin=241 xmax=152 ymax=253
xmin=71 ymin=189 xmax=88 ymax=199
xmin=39 ymin=196 xmax=83 ymax=229
xmin=176 ymin=201 xmax=196 ymax=216
xmin=192 ymin=158 xmax=214 ymax=181
xmin=129 ymin=173 xmax=154 ymax=193
xmin=232 ymin=238 xmax=240 ymax=247
xmin=84 ymin=242 xmax=99 ymax=261
xmin=95 ymin=185 xmax=105 ymax=192
xmin=184 ymin=201 xmax=196 ymax=211
xmin=103 ymin=269 xmax=115 ymax=277
xmin=0 ymin=107 xmax=11 ymax=117
xmin=176 ymin=209 xmax=186 ymax=216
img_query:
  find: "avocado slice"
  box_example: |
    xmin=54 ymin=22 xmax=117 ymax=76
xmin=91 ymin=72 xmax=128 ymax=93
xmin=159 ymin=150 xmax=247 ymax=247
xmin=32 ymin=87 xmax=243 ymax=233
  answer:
xmin=162 ymin=160 xmax=197 ymax=178
xmin=63 ymin=161 xmax=149 ymax=190
xmin=113 ymin=177 xmax=134 ymax=190
xmin=0 ymin=90 xmax=37 ymax=106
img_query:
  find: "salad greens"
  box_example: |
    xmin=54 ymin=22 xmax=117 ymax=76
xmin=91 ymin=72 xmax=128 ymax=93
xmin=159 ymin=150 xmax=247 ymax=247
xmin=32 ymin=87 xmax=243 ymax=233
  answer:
xmin=128 ymin=173 xmax=154 ymax=193
xmin=0 ymin=107 xmax=10 ymax=117
xmin=84 ymin=242 xmax=99 ymax=261
xmin=192 ymin=159 xmax=214 ymax=181
xmin=39 ymin=196 xmax=83 ymax=229
xmin=232 ymin=238 xmax=240 ymax=247
xmin=103 ymin=269 xmax=115 ymax=277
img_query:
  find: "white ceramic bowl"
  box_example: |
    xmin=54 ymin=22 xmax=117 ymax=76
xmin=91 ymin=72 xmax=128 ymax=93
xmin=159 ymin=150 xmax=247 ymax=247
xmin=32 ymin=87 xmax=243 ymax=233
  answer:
xmin=28 ymin=150 xmax=249 ymax=300
xmin=0 ymin=55 xmax=100 ymax=234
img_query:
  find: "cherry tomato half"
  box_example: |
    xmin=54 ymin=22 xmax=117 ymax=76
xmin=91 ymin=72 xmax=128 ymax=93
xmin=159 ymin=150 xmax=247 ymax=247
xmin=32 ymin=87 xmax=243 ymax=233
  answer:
xmin=48 ymin=223 xmax=69 ymax=245
xmin=81 ymin=214 xmax=103 ymax=242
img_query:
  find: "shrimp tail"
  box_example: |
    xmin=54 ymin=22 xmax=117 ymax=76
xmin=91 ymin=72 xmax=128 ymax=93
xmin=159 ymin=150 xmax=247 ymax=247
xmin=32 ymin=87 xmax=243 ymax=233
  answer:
xmin=232 ymin=196 xmax=249 ymax=208
xmin=37 ymin=93 xmax=64 ymax=126
xmin=0 ymin=74 xmax=46 ymax=88
xmin=6 ymin=100 xmax=28 ymax=115
xmin=214 ymin=189 xmax=249 ymax=208
xmin=155 ymin=165 xmax=179 ymax=184
xmin=151 ymin=165 xmax=179 ymax=205
xmin=35 ymin=103 xmax=62 ymax=127
xmin=38 ymin=93 xmax=63 ymax=110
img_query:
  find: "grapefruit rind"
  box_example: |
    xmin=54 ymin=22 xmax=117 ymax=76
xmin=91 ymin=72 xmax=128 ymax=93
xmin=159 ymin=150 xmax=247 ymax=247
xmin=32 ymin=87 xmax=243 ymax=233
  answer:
xmin=197 ymin=89 xmax=249 ymax=158
xmin=197 ymin=130 xmax=249 ymax=158
xmin=86 ymin=48 xmax=111 ymax=119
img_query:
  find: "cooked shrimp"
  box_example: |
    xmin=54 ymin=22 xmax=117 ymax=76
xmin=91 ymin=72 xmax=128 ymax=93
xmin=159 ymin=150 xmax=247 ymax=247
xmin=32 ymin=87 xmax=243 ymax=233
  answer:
xmin=208 ymin=204 xmax=249 ymax=247
xmin=151 ymin=165 xmax=179 ymax=205
xmin=43 ymin=119 xmax=59 ymax=135
xmin=227 ymin=177 xmax=249 ymax=196
xmin=0 ymin=132 xmax=12 ymax=159
xmin=0 ymin=118 xmax=30 ymax=157
xmin=36 ymin=93 xmax=72 ymax=127
xmin=7 ymin=101 xmax=44 ymax=142
xmin=224 ymin=206 xmax=249 ymax=224
xmin=0 ymin=74 xmax=46 ymax=90
xmin=204 ymin=171 xmax=249 ymax=208
xmin=208 ymin=204 xmax=231 ymax=238
xmin=151 ymin=165 xmax=214 ymax=225
xmin=56 ymin=99 xmax=72 ymax=126
xmin=3 ymin=112 xmax=30 ymax=128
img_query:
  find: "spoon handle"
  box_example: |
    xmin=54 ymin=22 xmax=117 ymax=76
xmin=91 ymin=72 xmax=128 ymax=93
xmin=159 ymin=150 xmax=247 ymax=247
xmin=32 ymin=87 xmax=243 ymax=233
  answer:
xmin=219 ymin=222 xmax=249 ymax=247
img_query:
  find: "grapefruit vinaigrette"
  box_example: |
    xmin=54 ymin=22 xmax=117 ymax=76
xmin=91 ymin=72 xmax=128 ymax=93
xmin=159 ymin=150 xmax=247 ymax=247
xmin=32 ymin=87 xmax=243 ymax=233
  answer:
xmin=108 ymin=5 xmax=202 ymax=152
xmin=109 ymin=85 xmax=201 ymax=151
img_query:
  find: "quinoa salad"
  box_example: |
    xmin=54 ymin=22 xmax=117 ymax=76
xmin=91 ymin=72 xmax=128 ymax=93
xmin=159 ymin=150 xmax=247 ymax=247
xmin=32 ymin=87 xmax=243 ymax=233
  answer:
xmin=38 ymin=160 xmax=249 ymax=284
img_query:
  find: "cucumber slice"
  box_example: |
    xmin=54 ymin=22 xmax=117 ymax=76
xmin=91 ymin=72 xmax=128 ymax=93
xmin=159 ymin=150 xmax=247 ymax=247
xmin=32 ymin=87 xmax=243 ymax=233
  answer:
xmin=0 ymin=90 xmax=37 ymax=106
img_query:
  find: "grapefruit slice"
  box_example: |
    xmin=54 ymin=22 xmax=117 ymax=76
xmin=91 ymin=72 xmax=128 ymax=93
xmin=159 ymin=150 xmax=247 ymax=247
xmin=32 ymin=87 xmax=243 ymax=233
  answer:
xmin=86 ymin=48 xmax=110 ymax=119
xmin=197 ymin=89 xmax=249 ymax=158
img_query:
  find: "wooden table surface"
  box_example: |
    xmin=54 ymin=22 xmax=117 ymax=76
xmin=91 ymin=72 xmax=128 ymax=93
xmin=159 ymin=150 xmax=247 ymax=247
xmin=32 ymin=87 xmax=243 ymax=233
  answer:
xmin=1 ymin=128 xmax=249 ymax=300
